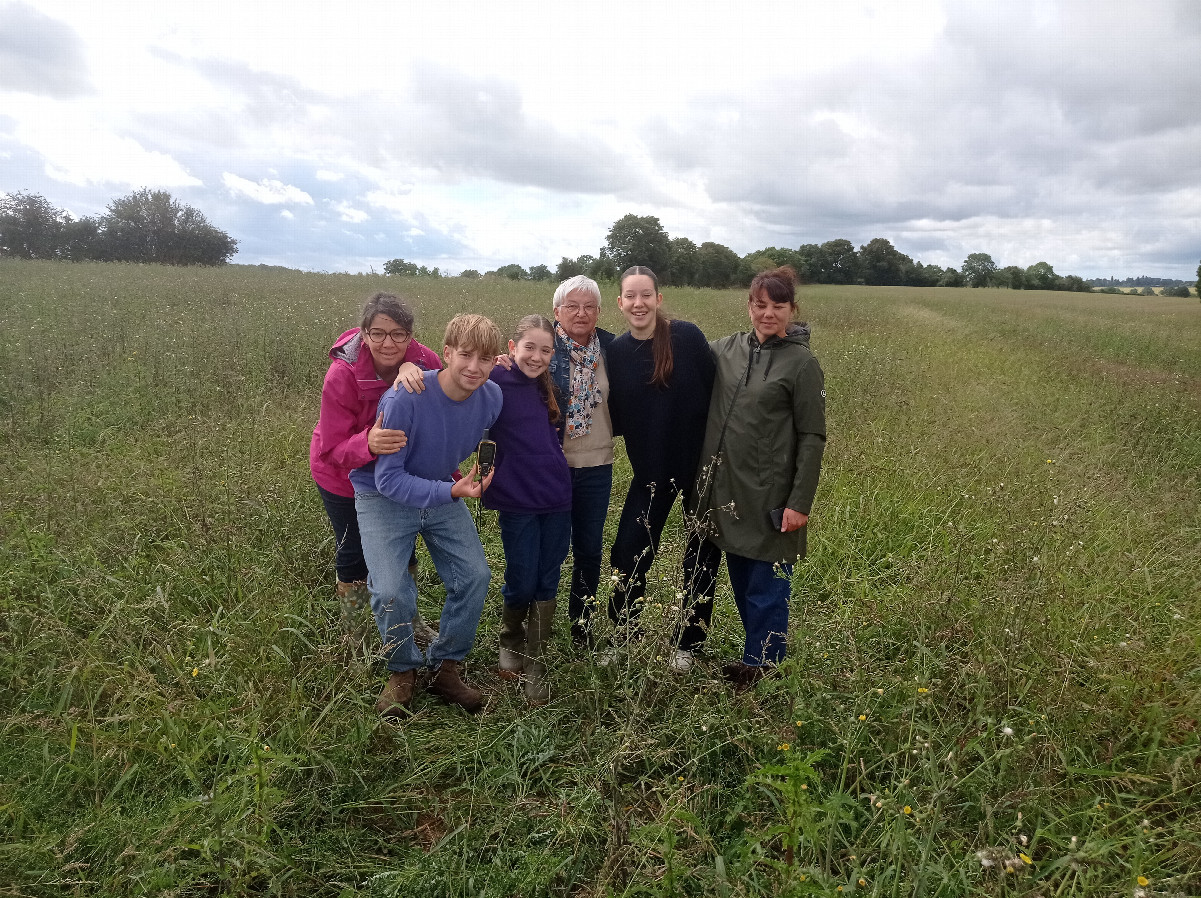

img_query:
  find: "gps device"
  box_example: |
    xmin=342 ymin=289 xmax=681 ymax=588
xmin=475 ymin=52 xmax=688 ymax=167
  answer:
xmin=476 ymin=430 xmax=497 ymax=478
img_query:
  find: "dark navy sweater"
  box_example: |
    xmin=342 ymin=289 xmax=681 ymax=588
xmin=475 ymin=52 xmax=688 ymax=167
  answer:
xmin=607 ymin=319 xmax=716 ymax=490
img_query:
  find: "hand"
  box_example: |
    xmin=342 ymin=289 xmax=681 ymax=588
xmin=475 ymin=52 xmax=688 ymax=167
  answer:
xmin=450 ymin=463 xmax=495 ymax=499
xmin=493 ymin=354 xmax=514 ymax=370
xmin=367 ymin=412 xmax=407 ymax=455
xmin=392 ymin=362 xmax=425 ymax=393
xmin=780 ymin=508 xmax=809 ymax=532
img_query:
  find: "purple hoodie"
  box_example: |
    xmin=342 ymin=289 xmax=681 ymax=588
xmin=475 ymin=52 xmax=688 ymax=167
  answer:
xmin=482 ymin=363 xmax=572 ymax=515
xmin=309 ymin=328 xmax=442 ymax=497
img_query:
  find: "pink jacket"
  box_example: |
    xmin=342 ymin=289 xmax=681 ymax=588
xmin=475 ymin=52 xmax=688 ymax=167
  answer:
xmin=310 ymin=329 xmax=442 ymax=496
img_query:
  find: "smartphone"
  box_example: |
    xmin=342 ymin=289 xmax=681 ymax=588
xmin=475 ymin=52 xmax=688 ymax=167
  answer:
xmin=476 ymin=430 xmax=497 ymax=478
xmin=769 ymin=507 xmax=785 ymax=531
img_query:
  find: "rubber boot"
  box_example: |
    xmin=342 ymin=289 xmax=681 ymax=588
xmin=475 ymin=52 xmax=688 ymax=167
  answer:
xmin=336 ymin=580 xmax=370 ymax=642
xmin=375 ymin=669 xmax=417 ymax=718
xmin=498 ymin=603 xmax=528 ymax=680
xmin=425 ymin=659 xmax=484 ymax=713
xmin=523 ymin=600 xmax=556 ymax=705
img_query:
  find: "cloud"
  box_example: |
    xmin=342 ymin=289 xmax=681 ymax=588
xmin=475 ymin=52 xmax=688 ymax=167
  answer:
xmin=0 ymin=2 xmax=90 ymax=98
xmin=315 ymin=169 xmax=344 ymax=182
xmin=16 ymin=118 xmax=200 ymax=188
xmin=332 ymin=200 xmax=368 ymax=223
xmin=222 ymin=172 xmax=313 ymax=205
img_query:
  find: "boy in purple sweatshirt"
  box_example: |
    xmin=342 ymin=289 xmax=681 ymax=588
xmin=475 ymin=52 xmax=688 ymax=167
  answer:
xmin=351 ymin=314 xmax=503 ymax=716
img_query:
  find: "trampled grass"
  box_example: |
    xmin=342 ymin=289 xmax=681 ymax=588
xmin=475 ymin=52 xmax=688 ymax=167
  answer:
xmin=1 ymin=261 xmax=1198 ymax=896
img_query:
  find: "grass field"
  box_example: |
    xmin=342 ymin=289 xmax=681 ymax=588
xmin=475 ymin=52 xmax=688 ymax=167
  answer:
xmin=1 ymin=260 xmax=1199 ymax=897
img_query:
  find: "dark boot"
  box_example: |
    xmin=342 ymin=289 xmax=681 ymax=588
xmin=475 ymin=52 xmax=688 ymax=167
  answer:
xmin=722 ymin=660 xmax=767 ymax=693
xmin=498 ymin=604 xmax=528 ymax=681
xmin=425 ymin=659 xmax=484 ymax=713
xmin=523 ymin=600 xmax=555 ymax=704
xmin=375 ymin=669 xmax=417 ymax=717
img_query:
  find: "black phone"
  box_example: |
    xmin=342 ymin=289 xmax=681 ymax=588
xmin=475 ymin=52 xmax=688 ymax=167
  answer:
xmin=769 ymin=507 xmax=785 ymax=531
xmin=476 ymin=430 xmax=497 ymax=478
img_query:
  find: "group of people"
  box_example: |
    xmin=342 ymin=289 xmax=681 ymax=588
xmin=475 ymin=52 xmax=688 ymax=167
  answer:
xmin=308 ymin=265 xmax=826 ymax=716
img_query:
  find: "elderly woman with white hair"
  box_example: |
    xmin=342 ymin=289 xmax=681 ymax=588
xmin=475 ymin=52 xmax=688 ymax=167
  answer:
xmin=548 ymin=275 xmax=617 ymax=646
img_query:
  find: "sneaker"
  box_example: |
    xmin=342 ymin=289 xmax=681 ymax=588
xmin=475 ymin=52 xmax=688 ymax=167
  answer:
xmin=374 ymin=670 xmax=417 ymax=718
xmin=668 ymin=649 xmax=695 ymax=674
xmin=425 ymin=659 xmax=484 ymax=713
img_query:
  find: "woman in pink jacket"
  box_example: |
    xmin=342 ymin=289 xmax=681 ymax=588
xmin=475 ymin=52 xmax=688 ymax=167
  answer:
xmin=310 ymin=291 xmax=442 ymax=640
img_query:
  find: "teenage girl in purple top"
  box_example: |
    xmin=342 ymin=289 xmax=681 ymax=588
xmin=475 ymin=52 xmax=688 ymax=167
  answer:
xmin=483 ymin=315 xmax=573 ymax=703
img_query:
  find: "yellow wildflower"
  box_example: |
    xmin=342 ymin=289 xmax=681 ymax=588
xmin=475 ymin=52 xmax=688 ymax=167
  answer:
xmin=1137 ymin=876 xmax=1149 ymax=887
xmin=903 ymin=805 xmax=912 ymax=814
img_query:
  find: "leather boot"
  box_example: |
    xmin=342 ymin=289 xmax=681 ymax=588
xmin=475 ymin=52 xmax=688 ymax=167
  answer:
xmin=425 ymin=659 xmax=484 ymax=713
xmin=375 ymin=669 xmax=417 ymax=717
xmin=498 ymin=603 xmax=528 ymax=680
xmin=523 ymin=600 xmax=556 ymax=704
xmin=336 ymin=580 xmax=370 ymax=641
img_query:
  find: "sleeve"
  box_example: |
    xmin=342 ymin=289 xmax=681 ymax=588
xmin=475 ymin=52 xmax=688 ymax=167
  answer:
xmin=316 ymin=364 xmax=376 ymax=471
xmin=787 ymin=355 xmax=827 ymax=514
xmin=372 ymin=392 xmax=456 ymax=508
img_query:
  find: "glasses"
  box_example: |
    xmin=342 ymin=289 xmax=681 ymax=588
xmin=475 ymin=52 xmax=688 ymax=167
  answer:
xmin=365 ymin=328 xmax=411 ymax=344
xmin=560 ymin=303 xmax=598 ymax=316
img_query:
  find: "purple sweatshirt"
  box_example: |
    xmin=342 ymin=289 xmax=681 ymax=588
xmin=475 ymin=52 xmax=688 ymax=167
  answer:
xmin=482 ymin=364 xmax=572 ymax=515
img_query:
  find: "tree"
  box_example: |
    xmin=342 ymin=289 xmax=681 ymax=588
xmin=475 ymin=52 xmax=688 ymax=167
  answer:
xmin=937 ymin=268 xmax=963 ymax=287
xmin=858 ymin=238 xmax=912 ymax=286
xmin=0 ymin=191 xmax=67 ymax=259
xmin=604 ymin=214 xmax=672 ymax=277
xmin=459 ymin=269 xmax=481 ymax=279
xmin=1163 ymin=284 xmax=1191 ymax=298
xmin=1196 ymin=260 xmax=1200 ymax=298
xmin=694 ymin=241 xmax=741 ymax=288
xmin=97 ymin=189 xmax=237 ymax=265
xmin=495 ymin=263 xmax=527 ymax=280
xmin=668 ymin=237 xmax=699 ymax=286
xmin=1061 ymin=275 xmax=1090 ymax=293
xmin=998 ymin=265 xmax=1026 ymax=289
xmin=1024 ymin=261 xmax=1059 ymax=291
xmin=587 ymin=251 xmax=618 ymax=282
xmin=383 ymin=258 xmax=419 ymax=276
xmin=528 ymin=264 xmax=552 ymax=282
xmin=961 ymin=252 xmax=998 ymax=288
xmin=60 ymin=216 xmax=100 ymax=261
xmin=818 ymin=239 xmax=858 ymax=284
xmin=554 ymin=256 xmax=585 ymax=281
xmin=906 ymin=262 xmax=943 ymax=287
xmin=1141 ymin=286 xmax=1155 ymax=296
xmin=793 ymin=244 xmax=823 ymax=283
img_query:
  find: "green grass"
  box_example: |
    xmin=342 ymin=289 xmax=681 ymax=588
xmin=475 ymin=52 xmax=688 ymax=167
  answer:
xmin=1 ymin=261 xmax=1199 ymax=897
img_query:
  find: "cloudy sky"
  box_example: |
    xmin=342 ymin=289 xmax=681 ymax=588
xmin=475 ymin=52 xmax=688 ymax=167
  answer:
xmin=2 ymin=0 xmax=1199 ymax=278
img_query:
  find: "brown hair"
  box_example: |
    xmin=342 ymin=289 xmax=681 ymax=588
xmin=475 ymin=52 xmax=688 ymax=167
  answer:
xmin=512 ymin=314 xmax=561 ymax=424
xmin=749 ymin=265 xmax=799 ymax=308
xmin=359 ymin=291 xmax=415 ymax=332
xmin=443 ymin=313 xmax=503 ymax=359
xmin=620 ymin=265 xmax=674 ymax=388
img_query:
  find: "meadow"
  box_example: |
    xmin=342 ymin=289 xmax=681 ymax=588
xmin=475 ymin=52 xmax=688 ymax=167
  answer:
xmin=1 ymin=260 xmax=1198 ymax=897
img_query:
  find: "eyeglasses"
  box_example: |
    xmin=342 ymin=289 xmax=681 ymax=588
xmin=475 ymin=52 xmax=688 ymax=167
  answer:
xmin=365 ymin=328 xmax=411 ymax=344
xmin=560 ymin=303 xmax=598 ymax=316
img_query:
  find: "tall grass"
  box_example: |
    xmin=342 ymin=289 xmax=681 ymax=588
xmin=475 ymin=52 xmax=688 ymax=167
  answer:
xmin=1 ymin=261 xmax=1198 ymax=896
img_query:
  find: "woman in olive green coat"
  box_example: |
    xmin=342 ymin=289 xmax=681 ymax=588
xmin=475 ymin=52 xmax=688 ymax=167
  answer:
xmin=694 ymin=265 xmax=826 ymax=690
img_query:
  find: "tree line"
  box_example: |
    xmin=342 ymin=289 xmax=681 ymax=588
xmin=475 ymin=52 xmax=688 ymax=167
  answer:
xmin=0 ymin=190 xmax=238 ymax=266
xmin=388 ymin=213 xmax=1114 ymax=292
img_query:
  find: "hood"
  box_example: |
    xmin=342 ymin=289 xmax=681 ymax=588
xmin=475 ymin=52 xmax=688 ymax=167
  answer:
xmin=330 ymin=328 xmax=363 ymax=364
xmin=753 ymin=322 xmax=811 ymax=350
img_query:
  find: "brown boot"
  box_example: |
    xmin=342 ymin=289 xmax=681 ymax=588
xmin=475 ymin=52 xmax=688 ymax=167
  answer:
xmin=375 ymin=669 xmax=417 ymax=717
xmin=425 ymin=659 xmax=484 ymax=713
xmin=498 ymin=604 xmax=528 ymax=680
xmin=523 ymin=600 xmax=555 ymax=704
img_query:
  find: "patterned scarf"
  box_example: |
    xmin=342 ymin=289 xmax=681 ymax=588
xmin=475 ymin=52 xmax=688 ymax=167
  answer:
xmin=555 ymin=321 xmax=602 ymax=439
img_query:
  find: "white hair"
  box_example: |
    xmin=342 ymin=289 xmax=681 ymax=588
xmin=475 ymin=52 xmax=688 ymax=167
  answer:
xmin=552 ymin=275 xmax=602 ymax=309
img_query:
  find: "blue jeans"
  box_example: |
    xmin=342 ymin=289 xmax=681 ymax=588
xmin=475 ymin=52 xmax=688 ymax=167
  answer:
xmin=355 ymin=489 xmax=492 ymax=673
xmin=566 ymin=464 xmax=613 ymax=630
xmin=498 ymin=510 xmax=572 ymax=607
xmin=726 ymin=552 xmax=793 ymax=666
xmin=316 ymin=483 xmax=418 ymax=583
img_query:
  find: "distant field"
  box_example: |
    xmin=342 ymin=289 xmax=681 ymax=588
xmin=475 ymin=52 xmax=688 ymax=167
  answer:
xmin=2 ymin=260 xmax=1199 ymax=897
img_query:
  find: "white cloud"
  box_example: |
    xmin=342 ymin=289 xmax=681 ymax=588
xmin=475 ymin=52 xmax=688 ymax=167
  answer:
xmin=280 ymin=209 xmax=294 ymax=219
xmin=222 ymin=172 xmax=313 ymax=205
xmin=315 ymin=169 xmax=343 ymax=181
xmin=332 ymin=200 xmax=368 ymax=223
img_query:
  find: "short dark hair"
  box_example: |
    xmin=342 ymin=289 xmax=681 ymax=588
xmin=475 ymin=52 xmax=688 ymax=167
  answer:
xmin=359 ymin=291 xmax=415 ymax=332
